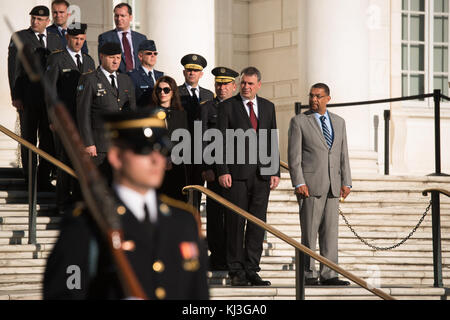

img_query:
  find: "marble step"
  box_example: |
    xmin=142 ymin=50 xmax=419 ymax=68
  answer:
xmin=0 ymin=290 xmax=42 ymax=300
xmin=0 ymin=274 xmax=43 ymax=284
xmin=0 ymin=238 xmax=57 ymax=245
xmin=0 ymin=244 xmax=54 ymax=253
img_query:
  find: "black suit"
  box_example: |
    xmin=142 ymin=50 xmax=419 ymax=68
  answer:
xmin=8 ymin=28 xmax=63 ymax=186
xmin=76 ymin=67 xmax=136 ymax=167
xmin=178 ymin=84 xmax=214 ymax=207
xmin=45 ymin=49 xmax=96 ymax=211
xmin=43 ymin=193 xmax=209 ymax=300
xmin=217 ymin=94 xmax=279 ymax=276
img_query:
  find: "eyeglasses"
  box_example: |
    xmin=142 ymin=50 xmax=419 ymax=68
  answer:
xmin=156 ymin=87 xmax=171 ymax=94
xmin=309 ymin=94 xmax=327 ymax=99
xmin=144 ymin=51 xmax=158 ymax=56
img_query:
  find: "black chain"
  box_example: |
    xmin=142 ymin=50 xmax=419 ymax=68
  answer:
xmin=339 ymin=200 xmax=432 ymax=251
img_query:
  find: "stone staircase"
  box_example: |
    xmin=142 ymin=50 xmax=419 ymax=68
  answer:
xmin=0 ymin=170 xmax=449 ymax=300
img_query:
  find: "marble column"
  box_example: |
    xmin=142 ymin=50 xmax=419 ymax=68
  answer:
xmin=300 ymin=0 xmax=373 ymax=156
xmin=144 ymin=0 xmax=216 ymax=91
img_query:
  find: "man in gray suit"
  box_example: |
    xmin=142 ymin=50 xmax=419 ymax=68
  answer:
xmin=288 ymin=83 xmax=352 ymax=286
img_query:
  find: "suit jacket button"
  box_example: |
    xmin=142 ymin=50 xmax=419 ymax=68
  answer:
xmin=155 ymin=287 xmax=166 ymax=300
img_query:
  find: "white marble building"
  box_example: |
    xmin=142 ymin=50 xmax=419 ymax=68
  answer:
xmin=0 ymin=0 xmax=449 ymax=175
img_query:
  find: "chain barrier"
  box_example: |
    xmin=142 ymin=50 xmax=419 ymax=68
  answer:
xmin=339 ymin=200 xmax=432 ymax=251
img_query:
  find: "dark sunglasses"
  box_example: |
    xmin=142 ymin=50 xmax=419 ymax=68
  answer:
xmin=156 ymin=87 xmax=171 ymax=94
xmin=144 ymin=51 xmax=158 ymax=56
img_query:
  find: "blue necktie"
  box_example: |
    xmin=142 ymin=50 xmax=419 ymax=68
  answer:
xmin=320 ymin=116 xmax=333 ymax=149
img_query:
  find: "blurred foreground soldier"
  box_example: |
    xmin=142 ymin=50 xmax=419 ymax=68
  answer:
xmin=46 ymin=23 xmax=95 ymax=213
xmin=128 ymin=40 xmax=164 ymax=107
xmin=201 ymin=67 xmax=238 ymax=271
xmin=47 ymin=0 xmax=89 ymax=54
xmin=77 ymin=42 xmax=136 ymax=169
xmin=8 ymin=5 xmax=63 ymax=191
xmin=43 ymin=111 xmax=209 ymax=300
xmin=178 ymin=54 xmax=214 ymax=208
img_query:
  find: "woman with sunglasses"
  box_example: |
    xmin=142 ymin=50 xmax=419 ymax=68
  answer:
xmin=151 ymin=76 xmax=189 ymax=202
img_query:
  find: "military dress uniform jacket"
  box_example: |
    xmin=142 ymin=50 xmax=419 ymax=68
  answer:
xmin=178 ymin=84 xmax=214 ymax=134
xmin=76 ymin=68 xmax=136 ymax=152
xmin=47 ymin=24 xmax=89 ymax=54
xmin=127 ymin=67 xmax=164 ymax=107
xmin=200 ymin=97 xmax=220 ymax=173
xmin=43 ymin=193 xmax=209 ymax=300
xmin=46 ymin=49 xmax=96 ymax=122
xmin=8 ymin=28 xmax=63 ymax=102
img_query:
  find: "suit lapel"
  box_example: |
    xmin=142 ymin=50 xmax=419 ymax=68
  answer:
xmin=256 ymin=96 xmax=266 ymax=129
xmin=26 ymin=28 xmax=41 ymax=48
xmin=63 ymin=50 xmax=78 ymax=70
xmin=236 ymin=95 xmax=253 ymax=130
xmin=139 ymin=67 xmax=152 ymax=86
xmin=306 ymin=111 xmax=329 ymax=149
xmin=328 ymin=111 xmax=340 ymax=151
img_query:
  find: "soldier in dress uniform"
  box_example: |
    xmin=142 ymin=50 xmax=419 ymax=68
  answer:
xmin=127 ymin=40 xmax=164 ymax=108
xmin=8 ymin=5 xmax=63 ymax=191
xmin=43 ymin=110 xmax=209 ymax=300
xmin=201 ymin=67 xmax=239 ymax=271
xmin=45 ymin=23 xmax=95 ymax=213
xmin=178 ymin=54 xmax=214 ymax=208
xmin=76 ymin=42 xmax=136 ymax=169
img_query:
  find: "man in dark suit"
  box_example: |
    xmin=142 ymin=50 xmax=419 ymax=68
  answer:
xmin=201 ymin=67 xmax=238 ymax=271
xmin=47 ymin=0 xmax=89 ymax=54
xmin=45 ymin=23 xmax=95 ymax=213
xmin=43 ymin=111 xmax=209 ymax=300
xmin=127 ymin=40 xmax=164 ymax=108
xmin=178 ymin=54 xmax=214 ymax=207
xmin=98 ymin=3 xmax=147 ymax=73
xmin=76 ymin=42 xmax=136 ymax=169
xmin=8 ymin=5 xmax=63 ymax=191
xmin=217 ymin=67 xmax=280 ymax=286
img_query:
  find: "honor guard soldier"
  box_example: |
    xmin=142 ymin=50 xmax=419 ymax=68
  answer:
xmin=127 ymin=40 xmax=164 ymax=108
xmin=201 ymin=67 xmax=238 ymax=271
xmin=43 ymin=110 xmax=209 ymax=300
xmin=178 ymin=54 xmax=214 ymax=206
xmin=45 ymin=23 xmax=95 ymax=213
xmin=8 ymin=5 xmax=63 ymax=191
xmin=76 ymin=42 xmax=136 ymax=169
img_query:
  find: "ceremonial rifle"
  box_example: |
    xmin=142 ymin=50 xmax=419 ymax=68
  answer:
xmin=5 ymin=18 xmax=148 ymax=300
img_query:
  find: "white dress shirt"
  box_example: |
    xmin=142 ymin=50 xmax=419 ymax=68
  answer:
xmin=100 ymin=66 xmax=118 ymax=87
xmin=66 ymin=46 xmax=83 ymax=66
xmin=117 ymin=29 xmax=135 ymax=66
xmin=114 ymin=184 xmax=158 ymax=223
xmin=185 ymin=83 xmax=200 ymax=100
xmin=34 ymin=29 xmax=48 ymax=47
xmin=142 ymin=65 xmax=156 ymax=83
xmin=241 ymin=95 xmax=259 ymax=118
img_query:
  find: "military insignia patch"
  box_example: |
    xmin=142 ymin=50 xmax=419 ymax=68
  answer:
xmin=180 ymin=242 xmax=200 ymax=272
xmin=192 ymin=55 xmax=198 ymax=61
xmin=220 ymin=68 xmax=226 ymax=74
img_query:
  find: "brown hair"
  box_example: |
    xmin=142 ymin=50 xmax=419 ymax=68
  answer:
xmin=114 ymin=3 xmax=132 ymax=15
xmin=152 ymin=76 xmax=183 ymax=111
xmin=52 ymin=0 xmax=70 ymax=8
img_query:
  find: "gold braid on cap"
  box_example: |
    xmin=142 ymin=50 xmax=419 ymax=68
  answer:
xmin=215 ymin=76 xmax=235 ymax=83
xmin=105 ymin=117 xmax=166 ymax=130
xmin=184 ymin=64 xmax=203 ymax=71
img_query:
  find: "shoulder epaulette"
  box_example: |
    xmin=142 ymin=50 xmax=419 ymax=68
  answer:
xmin=159 ymin=194 xmax=203 ymax=238
xmin=50 ymin=49 xmax=63 ymax=55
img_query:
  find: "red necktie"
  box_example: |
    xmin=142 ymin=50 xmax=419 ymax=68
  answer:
xmin=122 ymin=32 xmax=134 ymax=72
xmin=247 ymin=101 xmax=258 ymax=131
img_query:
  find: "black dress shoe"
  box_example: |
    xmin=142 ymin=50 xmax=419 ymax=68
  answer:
xmin=230 ymin=272 xmax=249 ymax=286
xmin=321 ymin=277 xmax=350 ymax=286
xmin=247 ymin=272 xmax=271 ymax=286
xmin=305 ymin=278 xmax=320 ymax=286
